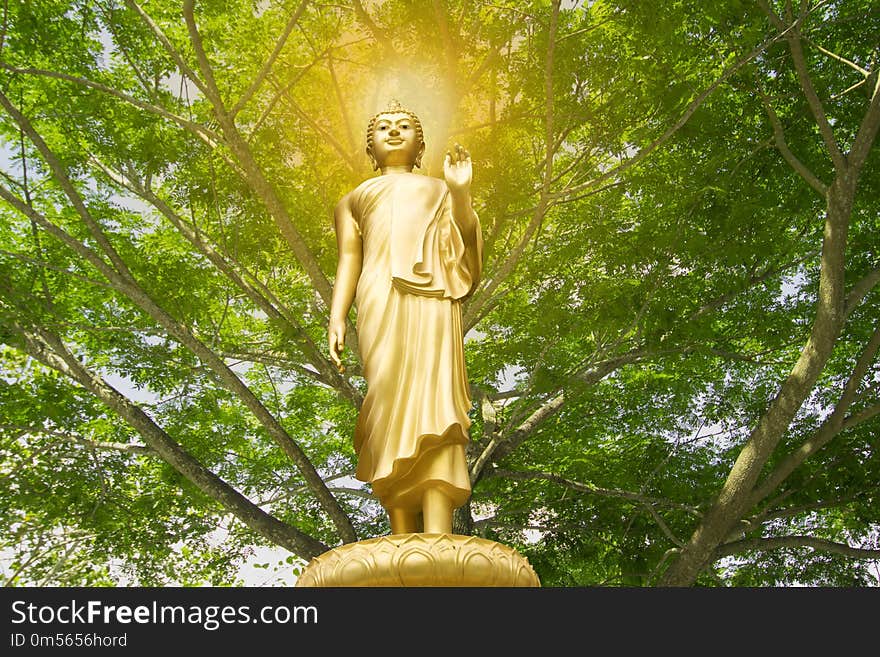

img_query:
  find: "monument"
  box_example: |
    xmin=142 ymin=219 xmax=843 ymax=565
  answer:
xmin=296 ymin=101 xmax=539 ymax=587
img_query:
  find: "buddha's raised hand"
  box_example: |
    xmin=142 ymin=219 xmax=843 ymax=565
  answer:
xmin=444 ymin=143 xmax=472 ymax=194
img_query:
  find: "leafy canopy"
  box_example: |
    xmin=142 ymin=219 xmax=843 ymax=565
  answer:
xmin=0 ymin=0 xmax=878 ymax=586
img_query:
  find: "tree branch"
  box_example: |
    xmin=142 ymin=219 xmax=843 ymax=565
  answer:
xmin=758 ymin=91 xmax=828 ymax=196
xmin=462 ymin=0 xmax=561 ymax=328
xmin=2 ymin=314 xmax=328 ymax=560
xmin=0 ymin=63 xmax=235 ymax=161
xmin=220 ymin=350 xmax=328 ymax=386
xmin=643 ymin=503 xmax=687 ymax=547
xmin=845 ymin=266 xmax=880 ymax=317
xmin=803 ymin=36 xmax=870 ymax=76
xmin=245 ymin=47 xmax=328 ymax=143
xmin=843 ymin=400 xmax=880 ymax=430
xmin=0 ymin=247 xmax=115 ymax=292
xmin=733 ymin=493 xmax=872 ymax=540
xmin=470 ymin=392 xmax=565 ymax=483
xmin=182 ymin=0 xmax=226 ymax=112
xmin=432 ymin=0 xmax=459 ymax=88
xmin=122 ymin=2 xmax=333 ymax=307
xmin=757 ymin=0 xmax=847 ymax=171
xmin=660 ymin=67 xmax=856 ymax=584
xmin=849 ymin=66 xmax=880 ymax=172
xmin=487 ymin=468 xmax=701 ymax=515
xmin=715 ymin=535 xmax=880 ymax=560
xmin=749 ymin=324 xmax=880 ymax=506
xmin=185 ymin=12 xmax=334 ymax=306
xmin=277 ymin=86 xmax=358 ymax=171
xmin=0 ymin=424 xmax=154 ymax=455
xmin=0 ymin=174 xmax=357 ymax=543
xmin=97 ymin=3 xmax=162 ymax=102
xmin=447 ymin=111 xmax=536 ymax=138
xmin=92 ymin=157 xmax=361 ymax=405
xmin=688 ymin=250 xmax=816 ymax=323
xmin=350 ymin=0 xmax=396 ymax=57
xmin=231 ymin=0 xmax=310 ymax=117
xmin=470 ymin=348 xmax=648 ymax=481
xmin=0 ymin=0 xmax=8 ymax=57
xmin=326 ymin=53 xmax=357 ymax=154
xmin=0 ymin=89 xmax=134 ymax=280
xmin=551 ymin=19 xmax=799 ymax=203
xmin=122 ymin=0 xmax=209 ymax=98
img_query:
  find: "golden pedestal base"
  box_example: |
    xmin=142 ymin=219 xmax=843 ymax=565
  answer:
xmin=295 ymin=533 xmax=541 ymax=587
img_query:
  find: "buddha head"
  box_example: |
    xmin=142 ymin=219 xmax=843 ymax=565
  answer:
xmin=365 ymin=100 xmax=425 ymax=171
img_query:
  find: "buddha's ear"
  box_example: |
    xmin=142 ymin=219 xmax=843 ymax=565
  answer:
xmin=366 ymin=147 xmax=379 ymax=171
xmin=414 ymin=141 xmax=426 ymax=168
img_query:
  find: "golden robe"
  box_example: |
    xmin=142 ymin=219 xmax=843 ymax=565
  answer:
xmin=347 ymin=173 xmax=482 ymax=511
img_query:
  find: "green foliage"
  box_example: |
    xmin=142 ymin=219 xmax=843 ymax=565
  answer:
xmin=0 ymin=0 xmax=877 ymax=586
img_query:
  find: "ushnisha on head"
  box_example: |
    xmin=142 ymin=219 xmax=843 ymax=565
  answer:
xmin=365 ymin=99 xmax=426 ymax=172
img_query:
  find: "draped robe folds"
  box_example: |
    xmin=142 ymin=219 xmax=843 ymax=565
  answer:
xmin=346 ymin=173 xmax=482 ymax=512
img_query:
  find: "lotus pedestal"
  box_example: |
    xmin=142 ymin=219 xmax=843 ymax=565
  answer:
xmin=295 ymin=533 xmax=540 ymax=587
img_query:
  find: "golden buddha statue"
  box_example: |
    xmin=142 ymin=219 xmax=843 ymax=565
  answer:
xmin=328 ymin=101 xmax=483 ymax=536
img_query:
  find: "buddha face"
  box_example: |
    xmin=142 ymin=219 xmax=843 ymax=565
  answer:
xmin=367 ymin=112 xmax=425 ymax=170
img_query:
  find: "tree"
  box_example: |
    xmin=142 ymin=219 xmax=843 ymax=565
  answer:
xmin=0 ymin=0 xmax=877 ymax=586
